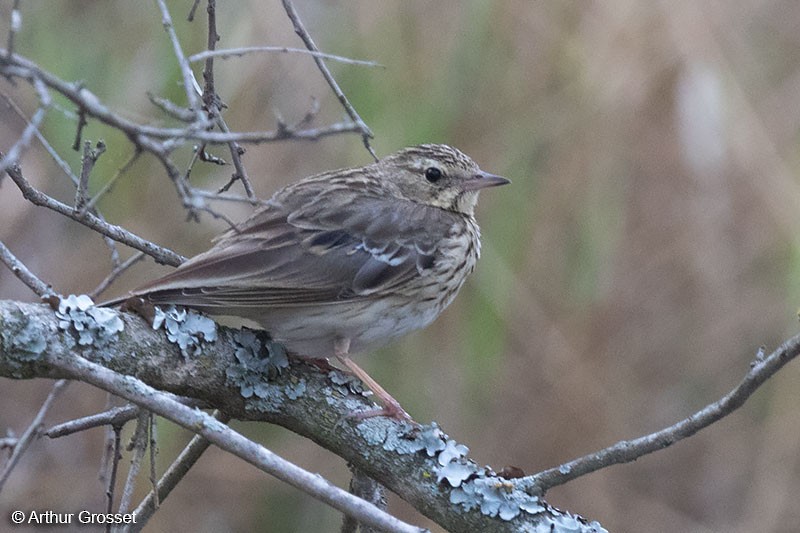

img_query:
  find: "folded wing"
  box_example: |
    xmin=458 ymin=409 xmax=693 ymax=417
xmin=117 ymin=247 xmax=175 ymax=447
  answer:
xmin=134 ymin=182 xmax=459 ymax=310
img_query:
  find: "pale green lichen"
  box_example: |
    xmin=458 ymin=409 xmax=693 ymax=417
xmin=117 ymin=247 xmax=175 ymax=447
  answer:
xmin=356 ymin=419 xmax=602 ymax=528
xmin=379 ymin=422 xmax=447 ymax=456
xmin=225 ymin=328 xmax=295 ymax=412
xmin=152 ymin=306 xmax=217 ymax=358
xmin=328 ymin=370 xmax=369 ymax=396
xmin=56 ymin=294 xmax=124 ymax=357
xmin=10 ymin=313 xmax=47 ymax=360
xmin=435 ymin=436 xmax=606 ymax=530
xmin=437 ymin=436 xmax=547 ymax=522
xmin=2 ymin=307 xmax=47 ymax=375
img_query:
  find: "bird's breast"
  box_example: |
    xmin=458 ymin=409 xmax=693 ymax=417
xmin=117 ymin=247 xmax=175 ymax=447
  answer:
xmin=426 ymin=216 xmax=481 ymax=310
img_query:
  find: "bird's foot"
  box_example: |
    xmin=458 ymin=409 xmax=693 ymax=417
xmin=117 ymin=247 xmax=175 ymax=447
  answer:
xmin=297 ymin=356 xmax=337 ymax=373
xmin=349 ymin=396 xmax=415 ymax=423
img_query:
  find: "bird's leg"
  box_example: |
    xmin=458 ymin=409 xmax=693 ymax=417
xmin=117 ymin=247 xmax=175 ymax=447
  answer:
xmin=333 ymin=338 xmax=412 ymax=421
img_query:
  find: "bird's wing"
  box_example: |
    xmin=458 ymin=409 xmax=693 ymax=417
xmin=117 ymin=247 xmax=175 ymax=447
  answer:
xmin=134 ymin=184 xmax=461 ymax=309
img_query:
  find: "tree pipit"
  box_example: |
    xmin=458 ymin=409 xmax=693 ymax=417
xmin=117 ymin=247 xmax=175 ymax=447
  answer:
xmin=116 ymin=144 xmax=509 ymax=420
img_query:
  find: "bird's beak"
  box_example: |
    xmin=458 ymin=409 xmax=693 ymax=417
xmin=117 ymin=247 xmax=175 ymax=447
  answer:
xmin=462 ymin=172 xmax=511 ymax=192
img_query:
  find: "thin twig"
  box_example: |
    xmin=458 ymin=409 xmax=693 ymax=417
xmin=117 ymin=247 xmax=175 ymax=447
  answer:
xmin=72 ymin=109 xmax=87 ymax=151
xmin=189 ymin=46 xmax=383 ymax=68
xmin=0 ymin=380 xmax=69 ymax=491
xmin=90 ymin=251 xmax=145 ymax=299
xmin=213 ymin=120 xmax=255 ymax=198
xmin=147 ymin=413 xmax=158 ymax=511
xmin=520 ymin=334 xmax=800 ymax=494
xmin=146 ymin=92 xmax=195 ymax=122
xmin=0 ymin=90 xmax=76 ymax=182
xmin=198 ymin=0 xmax=255 ymax=199
xmin=75 ymin=140 xmax=107 ymax=214
xmin=186 ymin=0 xmax=202 ymax=22
xmin=117 ymin=411 xmax=150 ymax=514
xmin=104 ymin=425 xmax=123 ymax=529
xmin=154 ymin=0 xmax=202 ymax=113
xmin=0 ymin=88 xmax=123 ymax=273
xmin=201 ymin=0 xmax=219 ymax=105
xmin=46 ymin=405 xmax=140 ymax=439
xmin=281 ymin=0 xmax=378 ymax=161
xmin=194 ymin=205 xmax=239 ymax=232
xmin=189 ymin=188 xmax=268 ymax=206
xmin=4 ymin=0 xmax=22 ymax=60
xmin=3 ymin=160 xmax=185 ymax=266
xmin=0 ymin=77 xmax=51 ymax=174
xmin=126 ymin=411 xmax=231 ymax=532
xmin=0 ymin=240 xmax=55 ymax=297
xmin=85 ymin=148 xmax=142 ymax=211
xmin=342 ymin=466 xmax=388 ymax=533
xmin=1 ymin=51 xmax=362 ymax=144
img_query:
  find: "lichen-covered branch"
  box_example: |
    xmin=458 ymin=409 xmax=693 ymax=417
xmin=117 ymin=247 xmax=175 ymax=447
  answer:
xmin=0 ymin=299 xmax=604 ymax=533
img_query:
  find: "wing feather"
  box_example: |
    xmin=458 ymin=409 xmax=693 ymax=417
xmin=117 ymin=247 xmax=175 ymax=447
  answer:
xmin=135 ymin=184 xmax=462 ymax=310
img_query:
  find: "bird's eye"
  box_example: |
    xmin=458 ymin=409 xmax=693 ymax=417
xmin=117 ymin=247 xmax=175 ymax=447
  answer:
xmin=424 ymin=167 xmax=442 ymax=183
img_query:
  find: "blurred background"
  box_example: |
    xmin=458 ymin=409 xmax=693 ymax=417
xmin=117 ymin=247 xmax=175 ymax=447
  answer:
xmin=3 ymin=1 xmax=800 ymax=531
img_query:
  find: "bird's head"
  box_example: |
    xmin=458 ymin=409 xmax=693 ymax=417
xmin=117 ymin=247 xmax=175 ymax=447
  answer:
xmin=377 ymin=144 xmax=510 ymax=215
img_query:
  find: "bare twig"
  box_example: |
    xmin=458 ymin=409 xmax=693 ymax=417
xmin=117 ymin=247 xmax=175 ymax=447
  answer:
xmin=342 ymin=466 xmax=388 ymax=533
xmin=3 ymin=160 xmax=185 ymax=266
xmin=213 ymin=120 xmax=255 ymax=198
xmin=46 ymin=405 xmax=140 ymax=438
xmin=201 ymin=0 xmax=219 ymax=104
xmin=4 ymin=0 xmax=22 ymax=60
xmin=89 ymin=252 xmax=146 ymax=299
xmin=146 ymin=92 xmax=195 ymax=122
xmin=0 ymin=90 xmax=76 ymax=182
xmin=280 ymin=0 xmax=378 ymax=161
xmin=117 ymin=411 xmax=150 ymax=515
xmin=0 ymin=89 xmax=124 ymax=275
xmin=104 ymin=425 xmax=123 ymax=526
xmin=46 ymin=396 xmax=206 ymax=439
xmin=75 ymin=140 xmax=107 ymax=214
xmin=1 ymin=51 xmax=361 ymax=144
xmin=127 ymin=411 xmax=232 ymax=532
xmin=520 ymin=334 xmax=800 ymax=494
xmin=72 ymin=109 xmax=88 ymax=151
xmin=0 ymin=240 xmax=55 ymax=297
xmin=189 ymin=188 xmax=269 ymax=206
xmin=0 ymin=98 xmax=129 ymax=274
xmin=148 ymin=413 xmax=158 ymax=511
xmin=193 ymin=205 xmax=240 ymax=231
xmin=0 ymin=380 xmax=69 ymax=491
xmin=155 ymin=0 xmax=202 ymax=113
xmin=198 ymin=0 xmax=255 ymax=199
xmin=186 ymin=0 xmax=202 ymax=22
xmin=85 ymin=149 xmax=142 ymax=211
xmin=189 ymin=46 xmax=383 ymax=68
xmin=0 ymin=77 xmax=50 ymax=174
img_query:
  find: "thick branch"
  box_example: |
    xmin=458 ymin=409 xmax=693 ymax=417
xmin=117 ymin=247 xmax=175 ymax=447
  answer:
xmin=0 ymin=300 xmax=600 ymax=533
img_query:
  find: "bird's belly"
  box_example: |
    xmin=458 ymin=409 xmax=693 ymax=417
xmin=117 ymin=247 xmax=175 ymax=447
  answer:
xmin=255 ymin=297 xmax=443 ymax=358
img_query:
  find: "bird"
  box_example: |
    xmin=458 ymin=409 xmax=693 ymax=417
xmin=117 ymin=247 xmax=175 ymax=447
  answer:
xmin=115 ymin=144 xmax=509 ymax=419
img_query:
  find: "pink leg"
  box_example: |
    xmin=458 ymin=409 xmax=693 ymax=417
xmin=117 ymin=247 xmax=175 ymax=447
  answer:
xmin=333 ymin=338 xmax=412 ymax=421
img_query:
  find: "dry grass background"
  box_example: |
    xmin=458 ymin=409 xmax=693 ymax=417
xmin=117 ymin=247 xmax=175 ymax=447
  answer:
xmin=3 ymin=1 xmax=800 ymax=532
